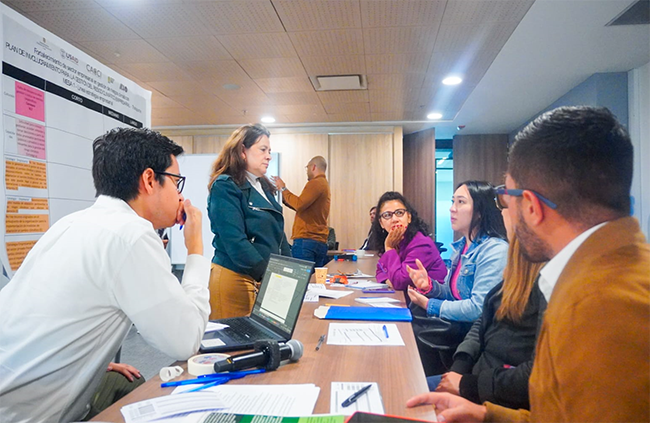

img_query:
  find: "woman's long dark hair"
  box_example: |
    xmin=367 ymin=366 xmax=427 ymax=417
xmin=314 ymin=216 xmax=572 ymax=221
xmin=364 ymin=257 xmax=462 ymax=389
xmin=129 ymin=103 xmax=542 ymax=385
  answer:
xmin=370 ymin=191 xmax=430 ymax=254
xmin=459 ymin=180 xmax=507 ymax=242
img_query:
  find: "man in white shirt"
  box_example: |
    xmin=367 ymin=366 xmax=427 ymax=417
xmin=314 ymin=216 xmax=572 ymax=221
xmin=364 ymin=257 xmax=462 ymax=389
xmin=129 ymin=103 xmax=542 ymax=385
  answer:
xmin=0 ymin=128 xmax=211 ymax=423
xmin=407 ymin=106 xmax=649 ymax=422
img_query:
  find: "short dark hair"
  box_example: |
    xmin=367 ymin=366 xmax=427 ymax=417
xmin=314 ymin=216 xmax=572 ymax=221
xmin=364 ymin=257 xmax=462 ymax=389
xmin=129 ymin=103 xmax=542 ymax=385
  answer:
xmin=92 ymin=128 xmax=184 ymax=202
xmin=371 ymin=191 xmax=431 ymax=254
xmin=458 ymin=180 xmax=507 ymax=242
xmin=509 ymin=106 xmax=633 ymax=225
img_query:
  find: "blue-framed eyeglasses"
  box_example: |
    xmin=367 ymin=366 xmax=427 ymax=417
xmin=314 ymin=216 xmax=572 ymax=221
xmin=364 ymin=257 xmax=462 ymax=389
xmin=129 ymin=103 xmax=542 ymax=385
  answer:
xmin=495 ymin=185 xmax=557 ymax=210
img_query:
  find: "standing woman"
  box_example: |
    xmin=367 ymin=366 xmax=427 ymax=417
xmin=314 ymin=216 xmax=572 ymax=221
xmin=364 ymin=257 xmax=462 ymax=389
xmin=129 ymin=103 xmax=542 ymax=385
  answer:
xmin=408 ymin=181 xmax=508 ymax=375
xmin=207 ymin=124 xmax=290 ymax=319
xmin=373 ymin=192 xmax=447 ymax=295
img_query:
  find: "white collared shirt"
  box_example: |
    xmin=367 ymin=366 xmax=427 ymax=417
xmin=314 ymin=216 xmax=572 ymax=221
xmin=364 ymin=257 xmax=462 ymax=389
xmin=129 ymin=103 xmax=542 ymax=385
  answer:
xmin=538 ymin=222 xmax=608 ymax=302
xmin=246 ymin=171 xmax=271 ymax=205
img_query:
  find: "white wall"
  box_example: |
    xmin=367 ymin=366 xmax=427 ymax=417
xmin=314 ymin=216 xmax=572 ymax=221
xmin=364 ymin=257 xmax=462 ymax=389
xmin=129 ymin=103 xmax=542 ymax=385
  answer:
xmin=629 ymin=61 xmax=650 ymax=238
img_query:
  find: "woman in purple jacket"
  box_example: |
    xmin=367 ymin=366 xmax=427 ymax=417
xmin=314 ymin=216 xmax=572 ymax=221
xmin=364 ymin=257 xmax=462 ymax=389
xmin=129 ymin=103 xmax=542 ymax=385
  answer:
xmin=374 ymin=192 xmax=447 ymax=297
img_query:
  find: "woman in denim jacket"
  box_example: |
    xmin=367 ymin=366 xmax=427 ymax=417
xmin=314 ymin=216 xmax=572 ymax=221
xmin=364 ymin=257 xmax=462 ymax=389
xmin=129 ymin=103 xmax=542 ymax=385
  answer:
xmin=408 ymin=181 xmax=508 ymax=375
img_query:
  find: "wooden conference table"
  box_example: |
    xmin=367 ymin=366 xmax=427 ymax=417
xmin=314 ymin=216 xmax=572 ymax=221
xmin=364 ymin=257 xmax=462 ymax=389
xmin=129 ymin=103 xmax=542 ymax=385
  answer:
xmin=92 ymin=255 xmax=436 ymax=422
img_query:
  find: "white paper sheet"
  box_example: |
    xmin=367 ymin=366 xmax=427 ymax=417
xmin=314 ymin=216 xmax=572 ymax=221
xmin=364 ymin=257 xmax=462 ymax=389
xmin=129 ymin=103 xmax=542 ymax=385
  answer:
xmin=204 ymin=322 xmax=229 ymax=333
xmin=120 ymin=392 xmax=226 ymax=423
xmin=171 ymin=384 xmax=321 ymax=417
xmin=330 ymin=382 xmax=384 ymax=416
xmin=327 ymin=323 xmax=405 ymax=346
xmin=354 ymin=297 xmax=400 ymax=304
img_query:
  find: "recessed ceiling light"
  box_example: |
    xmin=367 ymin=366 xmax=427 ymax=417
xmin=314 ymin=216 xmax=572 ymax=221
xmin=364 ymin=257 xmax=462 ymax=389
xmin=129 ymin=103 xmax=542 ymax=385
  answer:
xmin=222 ymin=83 xmax=240 ymax=90
xmin=261 ymin=116 xmax=275 ymax=123
xmin=427 ymin=112 xmax=443 ymax=120
xmin=442 ymin=76 xmax=462 ymax=85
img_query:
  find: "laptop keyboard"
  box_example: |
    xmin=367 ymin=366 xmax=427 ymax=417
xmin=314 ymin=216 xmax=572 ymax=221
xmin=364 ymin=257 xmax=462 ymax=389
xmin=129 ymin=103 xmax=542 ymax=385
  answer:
xmin=219 ymin=318 xmax=275 ymax=343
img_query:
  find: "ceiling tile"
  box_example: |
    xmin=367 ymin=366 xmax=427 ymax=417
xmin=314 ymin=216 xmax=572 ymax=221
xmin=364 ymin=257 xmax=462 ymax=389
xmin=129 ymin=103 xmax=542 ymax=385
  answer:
xmin=434 ymin=21 xmax=519 ymax=52
xmin=369 ymin=89 xmax=422 ymax=112
xmin=328 ymin=112 xmax=371 ymax=122
xmin=364 ymin=26 xmax=438 ymax=55
xmin=147 ymin=36 xmax=232 ymax=63
xmin=289 ymin=29 xmax=364 ymax=56
xmin=360 ymin=0 xmax=445 ymax=27
xmin=367 ymin=73 xmax=425 ymax=90
xmin=371 ymin=111 xmax=405 ymax=121
xmin=255 ymin=77 xmax=314 ymax=93
xmin=301 ymin=55 xmax=366 ymax=77
xmin=151 ymin=93 xmax=182 ymax=109
xmin=96 ymin=0 xmax=182 ymax=6
xmin=273 ymin=1 xmax=362 ymax=31
xmin=285 ymin=113 xmax=329 ymax=124
xmin=147 ymin=80 xmax=206 ymax=97
xmin=218 ymin=33 xmax=297 ymax=59
xmin=119 ymin=62 xmax=191 ymax=82
xmin=266 ymin=92 xmax=321 ymax=106
xmin=192 ymin=1 xmax=285 ymax=34
xmin=214 ymin=86 xmax=272 ymax=108
xmin=443 ymin=0 xmax=535 ymax=24
xmin=275 ymin=104 xmax=327 ymax=115
xmin=105 ymin=4 xmax=212 ymax=38
xmin=79 ymin=39 xmax=168 ymax=64
xmin=323 ymin=102 xmax=370 ymax=114
xmin=317 ymin=90 xmax=369 ymax=104
xmin=6 ymin=0 xmax=98 ymax=11
xmin=171 ymin=94 xmax=236 ymax=112
xmin=26 ymin=7 xmax=139 ymax=41
xmin=177 ymin=60 xmax=250 ymax=82
xmin=365 ymin=54 xmax=429 ymax=74
xmin=239 ymin=58 xmax=308 ymax=79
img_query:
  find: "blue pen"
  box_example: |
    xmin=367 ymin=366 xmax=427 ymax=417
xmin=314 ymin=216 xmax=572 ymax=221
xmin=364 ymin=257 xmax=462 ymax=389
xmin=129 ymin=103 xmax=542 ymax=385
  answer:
xmin=161 ymin=375 xmax=230 ymax=388
xmin=382 ymin=324 xmax=389 ymax=338
xmin=182 ymin=378 xmax=229 ymax=393
xmin=179 ymin=212 xmax=187 ymax=230
xmin=197 ymin=369 xmax=266 ymax=378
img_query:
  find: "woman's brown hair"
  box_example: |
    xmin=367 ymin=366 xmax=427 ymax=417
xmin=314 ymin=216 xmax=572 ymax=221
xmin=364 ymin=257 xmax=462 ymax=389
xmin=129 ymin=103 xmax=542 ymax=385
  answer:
xmin=495 ymin=236 xmax=545 ymax=322
xmin=207 ymin=123 xmax=276 ymax=193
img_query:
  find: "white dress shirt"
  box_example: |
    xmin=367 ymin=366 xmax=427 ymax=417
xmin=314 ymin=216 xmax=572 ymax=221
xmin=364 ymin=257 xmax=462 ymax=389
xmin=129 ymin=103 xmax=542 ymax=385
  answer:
xmin=246 ymin=171 xmax=271 ymax=205
xmin=0 ymin=196 xmax=210 ymax=423
xmin=538 ymin=222 xmax=607 ymax=302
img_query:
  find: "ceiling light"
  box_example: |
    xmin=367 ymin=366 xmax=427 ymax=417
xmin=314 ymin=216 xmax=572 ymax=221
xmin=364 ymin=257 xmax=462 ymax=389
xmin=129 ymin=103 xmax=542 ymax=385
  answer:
xmin=442 ymin=76 xmax=462 ymax=85
xmin=427 ymin=112 xmax=443 ymax=120
xmin=261 ymin=116 xmax=275 ymax=123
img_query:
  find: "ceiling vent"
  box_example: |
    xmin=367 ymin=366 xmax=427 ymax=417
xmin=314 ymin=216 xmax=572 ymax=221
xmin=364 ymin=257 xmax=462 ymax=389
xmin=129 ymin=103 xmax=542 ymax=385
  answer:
xmin=310 ymin=74 xmax=367 ymax=91
xmin=607 ymin=0 xmax=649 ymax=26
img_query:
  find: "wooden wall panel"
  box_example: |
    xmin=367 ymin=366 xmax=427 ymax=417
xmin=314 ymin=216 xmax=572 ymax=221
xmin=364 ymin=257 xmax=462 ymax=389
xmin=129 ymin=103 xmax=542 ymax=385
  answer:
xmin=403 ymin=127 xmax=436 ymax=233
xmin=270 ymin=133 xmax=329 ymax=242
xmin=193 ymin=135 xmax=230 ymax=154
xmin=167 ymin=135 xmax=194 ymax=154
xmin=393 ymin=126 xmax=403 ymax=192
xmin=329 ymin=133 xmax=394 ymax=249
xmin=453 ymin=134 xmax=508 ymax=187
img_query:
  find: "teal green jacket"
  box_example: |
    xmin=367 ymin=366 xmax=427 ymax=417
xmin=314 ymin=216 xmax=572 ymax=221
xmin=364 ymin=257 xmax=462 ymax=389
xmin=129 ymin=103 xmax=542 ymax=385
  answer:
xmin=208 ymin=174 xmax=291 ymax=281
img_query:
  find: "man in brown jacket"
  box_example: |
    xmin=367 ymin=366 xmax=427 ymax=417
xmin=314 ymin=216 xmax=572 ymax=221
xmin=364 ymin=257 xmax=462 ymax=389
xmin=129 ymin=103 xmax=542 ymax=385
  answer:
xmin=407 ymin=106 xmax=650 ymax=422
xmin=272 ymin=156 xmax=331 ymax=267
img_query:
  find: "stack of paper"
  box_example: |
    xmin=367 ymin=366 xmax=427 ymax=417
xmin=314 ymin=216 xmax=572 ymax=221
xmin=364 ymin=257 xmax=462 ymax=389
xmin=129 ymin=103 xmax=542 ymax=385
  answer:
xmin=330 ymin=382 xmax=384 ymax=416
xmin=327 ymin=323 xmax=405 ymax=346
xmin=354 ymin=297 xmax=401 ymax=308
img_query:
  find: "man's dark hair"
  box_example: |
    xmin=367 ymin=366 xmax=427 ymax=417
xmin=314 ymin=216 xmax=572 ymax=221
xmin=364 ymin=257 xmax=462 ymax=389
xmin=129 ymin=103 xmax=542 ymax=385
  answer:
xmin=458 ymin=180 xmax=507 ymax=242
xmin=92 ymin=128 xmax=184 ymax=202
xmin=371 ymin=191 xmax=431 ymax=254
xmin=509 ymin=106 xmax=633 ymax=227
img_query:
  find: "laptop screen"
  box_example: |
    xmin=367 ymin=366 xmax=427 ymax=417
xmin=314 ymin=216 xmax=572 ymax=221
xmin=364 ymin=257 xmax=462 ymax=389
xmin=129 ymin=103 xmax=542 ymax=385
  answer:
xmin=251 ymin=254 xmax=313 ymax=335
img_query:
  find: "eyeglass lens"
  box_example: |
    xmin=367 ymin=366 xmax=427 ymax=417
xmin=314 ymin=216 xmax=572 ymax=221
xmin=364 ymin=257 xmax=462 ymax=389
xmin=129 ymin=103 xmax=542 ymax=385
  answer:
xmin=380 ymin=209 xmax=407 ymax=220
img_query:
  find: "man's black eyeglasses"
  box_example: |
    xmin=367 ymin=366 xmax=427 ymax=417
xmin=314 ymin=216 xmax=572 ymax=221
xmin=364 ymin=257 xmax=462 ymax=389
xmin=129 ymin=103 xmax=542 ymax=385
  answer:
xmin=155 ymin=171 xmax=186 ymax=193
xmin=494 ymin=185 xmax=557 ymax=210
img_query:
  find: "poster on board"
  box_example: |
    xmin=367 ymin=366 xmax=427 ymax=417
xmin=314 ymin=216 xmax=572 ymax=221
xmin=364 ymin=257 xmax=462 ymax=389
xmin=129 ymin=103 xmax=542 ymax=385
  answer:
xmin=0 ymin=4 xmax=151 ymax=279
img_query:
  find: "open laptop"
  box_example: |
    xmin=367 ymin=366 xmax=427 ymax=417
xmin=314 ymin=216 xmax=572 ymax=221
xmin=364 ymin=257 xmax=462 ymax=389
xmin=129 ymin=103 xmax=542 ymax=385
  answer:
xmin=200 ymin=254 xmax=314 ymax=353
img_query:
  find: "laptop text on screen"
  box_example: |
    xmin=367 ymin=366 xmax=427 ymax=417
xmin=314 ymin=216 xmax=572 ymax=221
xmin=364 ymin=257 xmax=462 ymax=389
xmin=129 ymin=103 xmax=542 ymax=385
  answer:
xmin=200 ymin=254 xmax=313 ymax=353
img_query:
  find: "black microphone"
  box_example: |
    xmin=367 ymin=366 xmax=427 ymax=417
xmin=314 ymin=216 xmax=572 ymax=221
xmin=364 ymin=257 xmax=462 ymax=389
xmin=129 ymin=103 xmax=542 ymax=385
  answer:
xmin=213 ymin=339 xmax=303 ymax=373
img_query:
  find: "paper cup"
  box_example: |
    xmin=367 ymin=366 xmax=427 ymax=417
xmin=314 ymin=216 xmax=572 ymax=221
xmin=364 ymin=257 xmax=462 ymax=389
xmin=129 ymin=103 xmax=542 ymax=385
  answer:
xmin=315 ymin=267 xmax=327 ymax=284
xmin=355 ymin=250 xmax=366 ymax=258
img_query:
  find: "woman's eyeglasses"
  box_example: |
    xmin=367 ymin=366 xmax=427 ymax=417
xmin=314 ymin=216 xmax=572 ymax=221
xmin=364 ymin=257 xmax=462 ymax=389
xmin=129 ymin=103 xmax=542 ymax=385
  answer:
xmin=494 ymin=185 xmax=557 ymax=210
xmin=155 ymin=171 xmax=186 ymax=193
xmin=380 ymin=208 xmax=408 ymax=220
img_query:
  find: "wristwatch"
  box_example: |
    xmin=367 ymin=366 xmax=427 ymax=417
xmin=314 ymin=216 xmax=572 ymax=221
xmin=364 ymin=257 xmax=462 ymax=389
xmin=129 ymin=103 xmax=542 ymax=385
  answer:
xmin=281 ymin=187 xmax=287 ymax=192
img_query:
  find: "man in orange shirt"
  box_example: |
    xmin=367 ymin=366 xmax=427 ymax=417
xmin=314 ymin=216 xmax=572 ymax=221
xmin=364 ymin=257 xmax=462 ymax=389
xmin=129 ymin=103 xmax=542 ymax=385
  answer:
xmin=272 ymin=156 xmax=331 ymax=267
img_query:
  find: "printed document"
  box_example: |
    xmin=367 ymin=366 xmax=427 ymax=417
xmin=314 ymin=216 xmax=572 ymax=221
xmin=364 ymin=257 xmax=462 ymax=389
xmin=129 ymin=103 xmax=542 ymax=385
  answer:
xmin=327 ymin=323 xmax=405 ymax=346
xmin=330 ymin=382 xmax=384 ymax=416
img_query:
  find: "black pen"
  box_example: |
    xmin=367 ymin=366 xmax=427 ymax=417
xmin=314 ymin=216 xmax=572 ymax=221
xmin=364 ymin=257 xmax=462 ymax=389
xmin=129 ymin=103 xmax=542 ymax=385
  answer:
xmin=341 ymin=384 xmax=373 ymax=408
xmin=315 ymin=334 xmax=326 ymax=351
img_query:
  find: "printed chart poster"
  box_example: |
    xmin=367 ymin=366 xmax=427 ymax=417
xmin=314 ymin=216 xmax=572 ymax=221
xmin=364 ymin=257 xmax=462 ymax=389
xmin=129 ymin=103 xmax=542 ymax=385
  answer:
xmin=0 ymin=5 xmax=151 ymax=276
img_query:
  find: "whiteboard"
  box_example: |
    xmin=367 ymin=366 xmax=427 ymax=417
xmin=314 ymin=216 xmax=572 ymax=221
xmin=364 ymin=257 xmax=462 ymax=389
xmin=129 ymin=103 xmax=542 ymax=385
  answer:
xmin=170 ymin=153 xmax=280 ymax=266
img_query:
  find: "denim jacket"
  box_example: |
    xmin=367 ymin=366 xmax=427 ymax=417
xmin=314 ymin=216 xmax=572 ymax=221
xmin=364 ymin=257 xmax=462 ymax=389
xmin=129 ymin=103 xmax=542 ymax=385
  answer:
xmin=426 ymin=234 xmax=508 ymax=322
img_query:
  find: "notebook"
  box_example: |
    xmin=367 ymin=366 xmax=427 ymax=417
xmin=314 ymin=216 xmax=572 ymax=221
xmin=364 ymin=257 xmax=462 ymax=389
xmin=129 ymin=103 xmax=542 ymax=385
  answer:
xmin=200 ymin=254 xmax=314 ymax=353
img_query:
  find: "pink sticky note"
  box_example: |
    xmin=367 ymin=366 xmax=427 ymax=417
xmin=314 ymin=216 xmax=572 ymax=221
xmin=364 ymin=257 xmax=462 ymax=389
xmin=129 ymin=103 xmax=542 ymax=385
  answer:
xmin=15 ymin=82 xmax=45 ymax=122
